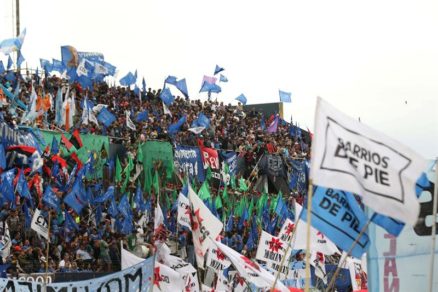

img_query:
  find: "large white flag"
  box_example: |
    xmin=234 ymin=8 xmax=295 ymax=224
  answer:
xmin=278 ymin=218 xmax=295 ymax=243
xmin=255 ymin=231 xmax=291 ymax=277
xmin=153 ymin=261 xmax=186 ymax=292
xmin=206 ymin=246 xmax=231 ymax=272
xmin=121 ymin=244 xmax=145 ymax=270
xmin=188 ymin=185 xmax=223 ymax=268
xmin=177 ymin=192 xmax=192 ymax=229
xmin=31 ymin=209 xmax=49 ymax=240
xmin=311 ymin=97 xmax=427 ymax=225
xmin=213 ymin=240 xmax=289 ymax=291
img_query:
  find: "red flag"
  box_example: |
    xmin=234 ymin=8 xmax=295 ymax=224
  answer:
xmin=60 ymin=133 xmax=73 ymax=150
xmin=69 ymin=129 xmax=83 ymax=149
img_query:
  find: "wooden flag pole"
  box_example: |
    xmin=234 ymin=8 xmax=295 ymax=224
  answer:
xmin=428 ymin=158 xmax=438 ymax=292
xmin=325 ymin=218 xmax=372 ymax=292
xmin=304 ymin=179 xmax=314 ymax=292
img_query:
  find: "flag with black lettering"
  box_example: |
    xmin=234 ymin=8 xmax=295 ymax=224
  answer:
xmin=278 ymin=218 xmax=295 ymax=243
xmin=255 ymin=231 xmax=291 ymax=278
xmin=177 ymin=192 xmax=191 ymax=229
xmin=311 ymin=97 xmax=427 ymax=225
xmin=31 ymin=209 xmax=49 ymax=240
xmin=153 ymin=261 xmax=186 ymax=292
xmin=206 ymin=246 xmax=231 ymax=273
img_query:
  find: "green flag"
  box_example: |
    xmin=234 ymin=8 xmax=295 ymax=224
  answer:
xmin=230 ymin=175 xmax=236 ymax=190
xmin=238 ymin=177 xmax=249 ymax=192
xmin=248 ymin=198 xmax=254 ymax=218
xmin=215 ymin=195 xmax=223 ymax=210
xmin=206 ymin=167 xmax=212 ymax=181
xmin=115 ymin=156 xmax=122 ymax=183
xmin=141 ymin=141 xmax=174 ymax=194
xmin=153 ymin=170 xmax=160 ymax=195
xmin=137 ymin=142 xmax=144 ymax=163
xmin=222 ymin=187 xmax=229 ymax=203
xmin=198 ymin=181 xmax=211 ymax=201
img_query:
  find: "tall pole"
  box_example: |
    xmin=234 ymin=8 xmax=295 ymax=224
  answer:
xmin=15 ymin=0 xmax=20 ymax=37
xmin=428 ymin=158 xmax=438 ymax=292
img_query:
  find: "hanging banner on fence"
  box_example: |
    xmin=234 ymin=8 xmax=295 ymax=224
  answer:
xmin=174 ymin=146 xmax=205 ymax=182
xmin=0 ymin=256 xmax=154 ymax=291
xmin=367 ymin=160 xmax=437 ymax=292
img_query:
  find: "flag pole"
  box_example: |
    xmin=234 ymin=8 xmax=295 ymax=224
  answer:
xmin=304 ymin=179 xmax=314 ymax=292
xmin=45 ymin=211 xmax=51 ymax=285
xmin=325 ymin=218 xmax=372 ymax=292
xmin=428 ymin=158 xmax=438 ymax=292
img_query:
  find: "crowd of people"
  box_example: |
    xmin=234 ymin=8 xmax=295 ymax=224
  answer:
xmin=0 ymin=69 xmax=312 ymax=279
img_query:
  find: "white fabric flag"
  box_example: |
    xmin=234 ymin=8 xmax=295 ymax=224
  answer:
xmin=311 ymin=97 xmax=427 ymax=225
xmin=126 ymin=110 xmax=136 ymax=130
xmin=213 ymin=240 xmax=289 ymax=291
xmin=121 ymin=243 xmax=145 ymax=270
xmin=256 ymin=231 xmax=291 ymax=266
xmin=153 ymin=261 xmax=186 ymax=292
xmin=188 ymin=185 xmax=223 ymax=268
xmin=184 ymin=272 xmax=200 ymax=292
xmin=278 ymin=218 xmax=295 ymax=243
xmin=293 ymin=203 xmax=339 ymax=255
xmin=206 ymin=246 xmax=231 ymax=273
xmin=188 ymin=126 xmax=205 ymax=134
xmin=177 ymin=192 xmax=192 ymax=229
xmin=0 ymin=222 xmax=11 ymax=261
xmin=31 ymin=209 xmax=49 ymax=240
xmin=310 ymin=251 xmax=327 ymax=285
xmin=162 ymin=102 xmax=172 ymax=116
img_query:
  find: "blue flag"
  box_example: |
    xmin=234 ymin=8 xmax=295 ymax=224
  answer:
xmin=16 ymin=170 xmax=31 ymax=202
xmin=238 ymin=208 xmax=249 ymax=230
xmin=94 ymin=186 xmax=115 ymax=203
xmin=64 ymin=211 xmax=79 ymax=232
xmin=40 ymin=58 xmax=52 ymax=71
xmin=142 ymin=77 xmax=147 ymax=93
xmin=95 ymin=204 xmax=102 ymax=226
xmin=275 ymin=196 xmax=288 ymax=218
xmin=0 ymin=144 xmax=5 ymax=169
xmin=23 ymin=203 xmax=31 ymax=228
xmin=164 ymin=75 xmax=178 ymax=85
xmin=64 ymin=181 xmax=88 ymax=214
xmin=199 ymin=81 xmax=221 ymax=94
xmin=118 ymin=194 xmax=132 ymax=219
xmin=119 ymin=71 xmax=136 ymax=86
xmin=7 ymin=56 xmax=13 ymax=70
xmin=0 ymin=28 xmax=26 ymax=54
xmin=168 ymin=115 xmax=187 ymax=135
xmin=97 ymin=107 xmax=116 ymax=127
xmin=17 ymin=51 xmax=25 ymax=67
xmin=191 ymin=113 xmax=210 ymax=129
xmin=52 ymin=58 xmax=65 ymax=73
xmin=42 ymin=186 xmax=60 ymax=210
xmin=0 ymin=61 xmax=4 ymax=74
xmin=136 ymin=110 xmax=148 ymax=122
xmin=176 ymin=78 xmax=189 ymax=98
xmin=219 ymin=74 xmax=228 ymax=82
xmin=235 ymin=94 xmax=247 ymax=105
xmin=214 ymin=65 xmax=224 ymax=75
xmin=108 ymin=198 xmax=119 ymax=218
xmin=246 ymin=232 xmax=254 ymax=251
xmin=301 ymin=186 xmax=370 ymax=258
xmin=51 ymin=136 xmax=59 ymax=155
xmin=225 ymin=213 xmax=234 ymax=232
xmin=160 ymin=87 xmax=174 ymax=106
xmin=61 ymin=45 xmax=79 ymax=68
xmin=279 ymin=90 xmax=291 ymax=103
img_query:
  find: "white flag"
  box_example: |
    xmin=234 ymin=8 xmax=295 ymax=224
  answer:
xmin=121 ymin=243 xmax=145 ymax=270
xmin=278 ymin=218 xmax=295 ymax=243
xmin=206 ymin=246 xmax=231 ymax=272
xmin=311 ymin=97 xmax=427 ymax=225
xmin=188 ymin=126 xmax=205 ymax=134
xmin=310 ymin=251 xmax=327 ymax=285
xmin=177 ymin=192 xmax=192 ymax=229
xmin=255 ymin=231 xmax=291 ymax=278
xmin=0 ymin=222 xmax=11 ymax=260
xmin=163 ymin=102 xmax=172 ymax=116
xmin=188 ymin=185 xmax=223 ymax=268
xmin=31 ymin=209 xmax=49 ymax=240
xmin=126 ymin=110 xmax=136 ymax=130
xmin=153 ymin=261 xmax=186 ymax=292
xmin=213 ymin=240 xmax=289 ymax=291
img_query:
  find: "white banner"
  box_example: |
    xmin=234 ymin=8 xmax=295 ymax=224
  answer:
xmin=255 ymin=231 xmax=291 ymax=278
xmin=177 ymin=192 xmax=192 ymax=229
xmin=153 ymin=262 xmax=186 ymax=292
xmin=278 ymin=218 xmax=295 ymax=243
xmin=310 ymin=97 xmax=427 ymax=225
xmin=206 ymin=246 xmax=231 ymax=272
xmin=31 ymin=209 xmax=49 ymax=240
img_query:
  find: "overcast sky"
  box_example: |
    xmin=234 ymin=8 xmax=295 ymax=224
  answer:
xmin=1 ymin=0 xmax=437 ymax=158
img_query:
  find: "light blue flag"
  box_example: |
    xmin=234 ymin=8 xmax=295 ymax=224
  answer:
xmin=235 ymin=94 xmax=247 ymax=105
xmin=7 ymin=56 xmax=13 ymax=70
xmin=176 ymin=78 xmax=189 ymax=98
xmin=168 ymin=115 xmax=187 ymax=135
xmin=0 ymin=29 xmax=26 ymax=54
xmin=219 ymin=74 xmax=228 ymax=82
xmin=42 ymin=185 xmax=61 ymax=210
xmin=301 ymin=186 xmax=370 ymax=258
xmin=0 ymin=145 xmax=5 ymax=169
xmin=0 ymin=61 xmax=4 ymax=74
xmin=134 ymin=85 xmax=140 ymax=96
xmin=199 ymin=81 xmax=221 ymax=94
xmin=17 ymin=51 xmax=25 ymax=67
xmin=136 ymin=110 xmax=148 ymax=122
xmin=118 ymin=194 xmax=132 ymax=219
xmin=119 ymin=71 xmax=136 ymax=86
xmin=160 ymin=87 xmax=174 ymax=105
xmin=191 ymin=112 xmax=210 ymax=129
xmin=40 ymin=59 xmax=52 ymax=71
xmin=55 ymin=88 xmax=63 ymax=126
xmin=165 ymin=75 xmax=178 ymax=85
xmin=214 ymin=65 xmax=224 ymax=75
xmin=142 ymin=77 xmax=147 ymax=92
xmin=97 ymin=107 xmax=116 ymax=127
xmin=64 ymin=181 xmax=88 ymax=214
xmin=52 ymin=59 xmax=65 ymax=73
xmin=279 ymin=90 xmax=291 ymax=103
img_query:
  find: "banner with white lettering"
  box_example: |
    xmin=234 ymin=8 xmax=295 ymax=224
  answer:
xmin=310 ymin=97 xmax=428 ymax=225
xmin=31 ymin=209 xmax=49 ymax=240
xmin=206 ymin=246 xmax=231 ymax=272
xmin=367 ymin=161 xmax=437 ymax=292
xmin=0 ymin=257 xmax=154 ymax=291
xmin=175 ymin=146 xmax=205 ymax=182
xmin=255 ymin=231 xmax=291 ymax=278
